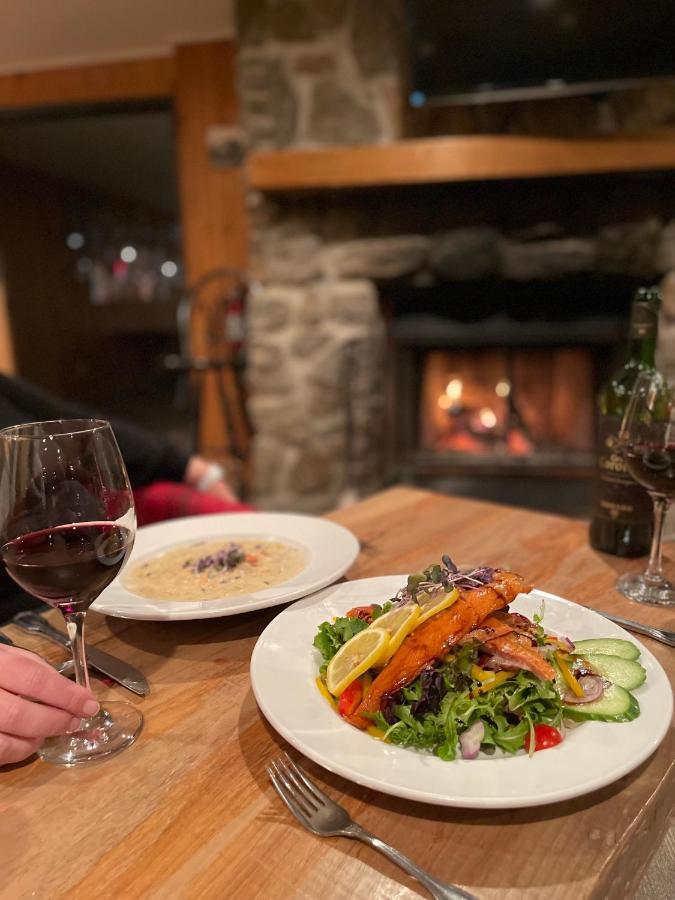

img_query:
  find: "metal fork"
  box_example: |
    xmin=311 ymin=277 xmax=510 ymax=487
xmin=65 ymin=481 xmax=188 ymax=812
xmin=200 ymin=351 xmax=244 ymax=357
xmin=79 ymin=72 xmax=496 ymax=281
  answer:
xmin=267 ymin=753 xmax=476 ymax=900
xmin=586 ymin=607 xmax=675 ymax=649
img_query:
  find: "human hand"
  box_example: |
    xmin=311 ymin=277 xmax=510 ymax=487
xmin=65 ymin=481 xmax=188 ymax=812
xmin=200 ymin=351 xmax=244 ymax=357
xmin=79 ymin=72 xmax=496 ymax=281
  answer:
xmin=0 ymin=645 xmax=99 ymax=766
xmin=184 ymin=455 xmax=240 ymax=503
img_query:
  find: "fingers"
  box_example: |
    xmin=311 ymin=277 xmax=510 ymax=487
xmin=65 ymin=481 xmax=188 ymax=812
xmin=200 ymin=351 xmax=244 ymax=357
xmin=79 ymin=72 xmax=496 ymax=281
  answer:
xmin=0 ymin=645 xmax=98 ymax=718
xmin=0 ymin=688 xmax=81 ymax=739
xmin=209 ymin=480 xmax=239 ymax=503
xmin=0 ymin=732 xmax=42 ymax=766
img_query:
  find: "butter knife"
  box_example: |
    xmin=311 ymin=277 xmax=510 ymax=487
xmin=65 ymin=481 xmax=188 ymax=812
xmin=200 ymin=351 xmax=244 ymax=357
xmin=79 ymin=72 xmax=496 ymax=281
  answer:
xmin=11 ymin=611 xmax=150 ymax=695
xmin=586 ymin=607 xmax=675 ymax=649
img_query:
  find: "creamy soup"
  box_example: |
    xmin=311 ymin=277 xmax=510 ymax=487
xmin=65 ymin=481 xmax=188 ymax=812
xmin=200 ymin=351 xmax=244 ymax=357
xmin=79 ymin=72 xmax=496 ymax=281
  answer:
xmin=124 ymin=537 xmax=306 ymax=601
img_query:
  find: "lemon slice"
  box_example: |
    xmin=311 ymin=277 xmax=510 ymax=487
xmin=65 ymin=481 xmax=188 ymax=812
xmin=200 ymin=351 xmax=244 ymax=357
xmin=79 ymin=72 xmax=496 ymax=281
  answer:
xmin=371 ymin=603 xmax=421 ymax=662
xmin=326 ymin=627 xmax=389 ymax=697
xmin=416 ymin=587 xmax=459 ymax=625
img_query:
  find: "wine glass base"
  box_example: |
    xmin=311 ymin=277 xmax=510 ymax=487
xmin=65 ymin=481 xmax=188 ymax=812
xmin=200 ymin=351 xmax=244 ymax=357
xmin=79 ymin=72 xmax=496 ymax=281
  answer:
xmin=38 ymin=701 xmax=143 ymax=767
xmin=617 ymin=573 xmax=675 ymax=607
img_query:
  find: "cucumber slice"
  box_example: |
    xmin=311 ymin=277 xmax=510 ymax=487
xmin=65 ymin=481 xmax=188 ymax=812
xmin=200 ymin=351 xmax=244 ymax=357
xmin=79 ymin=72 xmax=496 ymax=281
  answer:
xmin=581 ymin=653 xmax=646 ymax=691
xmin=563 ymin=683 xmax=640 ymax=723
xmin=572 ymin=638 xmax=640 ymax=661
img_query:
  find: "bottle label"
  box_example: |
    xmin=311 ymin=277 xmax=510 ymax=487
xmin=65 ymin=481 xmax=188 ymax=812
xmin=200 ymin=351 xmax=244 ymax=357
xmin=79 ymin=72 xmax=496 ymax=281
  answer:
xmin=593 ymin=415 xmax=652 ymax=523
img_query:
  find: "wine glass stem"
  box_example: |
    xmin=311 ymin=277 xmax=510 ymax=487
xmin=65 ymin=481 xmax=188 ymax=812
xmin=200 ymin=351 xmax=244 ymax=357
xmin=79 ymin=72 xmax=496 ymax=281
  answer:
xmin=645 ymin=494 xmax=670 ymax=584
xmin=63 ymin=610 xmax=91 ymax=692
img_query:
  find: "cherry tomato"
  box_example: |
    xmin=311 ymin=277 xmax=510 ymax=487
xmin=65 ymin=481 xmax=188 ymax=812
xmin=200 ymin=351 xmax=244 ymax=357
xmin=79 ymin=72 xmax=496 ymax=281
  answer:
xmin=524 ymin=724 xmax=563 ymax=752
xmin=345 ymin=605 xmax=375 ymax=622
xmin=337 ymin=679 xmax=363 ymax=717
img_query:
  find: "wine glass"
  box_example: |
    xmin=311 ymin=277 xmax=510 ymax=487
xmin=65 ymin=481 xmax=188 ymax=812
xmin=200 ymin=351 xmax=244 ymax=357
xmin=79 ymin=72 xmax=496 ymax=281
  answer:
xmin=617 ymin=371 xmax=675 ymax=605
xmin=0 ymin=419 xmax=143 ymax=765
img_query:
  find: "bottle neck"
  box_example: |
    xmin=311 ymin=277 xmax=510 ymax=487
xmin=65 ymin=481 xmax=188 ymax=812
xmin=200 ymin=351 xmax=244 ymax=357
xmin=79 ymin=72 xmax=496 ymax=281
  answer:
xmin=627 ymin=333 xmax=656 ymax=367
xmin=627 ymin=299 xmax=658 ymax=367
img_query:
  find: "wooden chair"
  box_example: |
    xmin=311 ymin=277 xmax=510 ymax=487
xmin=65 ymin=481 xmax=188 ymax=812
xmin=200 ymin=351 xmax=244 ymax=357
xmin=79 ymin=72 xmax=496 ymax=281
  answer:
xmin=165 ymin=268 xmax=255 ymax=497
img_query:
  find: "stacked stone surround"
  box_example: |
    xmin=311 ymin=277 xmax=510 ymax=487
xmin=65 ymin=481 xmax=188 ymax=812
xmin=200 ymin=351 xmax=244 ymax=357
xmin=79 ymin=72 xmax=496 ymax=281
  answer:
xmin=235 ymin=1 xmax=675 ymax=512
xmin=246 ymin=185 xmax=675 ymax=511
xmin=236 ymin=0 xmax=406 ymax=148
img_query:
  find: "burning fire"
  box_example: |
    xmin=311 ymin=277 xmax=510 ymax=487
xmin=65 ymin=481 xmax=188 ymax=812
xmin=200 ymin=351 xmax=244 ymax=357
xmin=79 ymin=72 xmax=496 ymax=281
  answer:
xmin=422 ymin=348 xmax=594 ymax=459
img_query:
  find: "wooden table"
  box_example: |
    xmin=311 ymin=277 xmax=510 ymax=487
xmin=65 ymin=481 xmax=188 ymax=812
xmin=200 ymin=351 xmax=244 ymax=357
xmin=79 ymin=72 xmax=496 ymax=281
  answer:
xmin=1 ymin=487 xmax=673 ymax=899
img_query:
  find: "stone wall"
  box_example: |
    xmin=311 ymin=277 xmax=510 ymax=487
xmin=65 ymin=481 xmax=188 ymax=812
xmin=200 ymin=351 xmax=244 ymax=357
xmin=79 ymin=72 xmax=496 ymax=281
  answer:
xmin=236 ymin=0 xmax=406 ymax=148
xmin=246 ymin=262 xmax=386 ymax=512
xmin=235 ymin=2 xmax=675 ymax=512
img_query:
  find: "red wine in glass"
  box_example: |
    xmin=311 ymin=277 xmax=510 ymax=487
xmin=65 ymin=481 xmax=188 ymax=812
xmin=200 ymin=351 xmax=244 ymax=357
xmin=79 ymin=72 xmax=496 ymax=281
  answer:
xmin=624 ymin=444 xmax=675 ymax=497
xmin=617 ymin=370 xmax=675 ymax=606
xmin=0 ymin=417 xmax=142 ymax=765
xmin=1 ymin=522 xmax=134 ymax=611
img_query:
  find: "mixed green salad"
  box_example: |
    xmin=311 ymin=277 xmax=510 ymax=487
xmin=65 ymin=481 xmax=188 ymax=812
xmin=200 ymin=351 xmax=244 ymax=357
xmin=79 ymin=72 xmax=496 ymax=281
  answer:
xmin=313 ymin=563 xmax=646 ymax=761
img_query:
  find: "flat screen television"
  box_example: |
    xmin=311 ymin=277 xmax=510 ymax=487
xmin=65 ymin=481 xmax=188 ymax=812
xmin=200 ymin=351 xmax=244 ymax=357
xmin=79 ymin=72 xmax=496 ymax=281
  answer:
xmin=406 ymin=0 xmax=675 ymax=107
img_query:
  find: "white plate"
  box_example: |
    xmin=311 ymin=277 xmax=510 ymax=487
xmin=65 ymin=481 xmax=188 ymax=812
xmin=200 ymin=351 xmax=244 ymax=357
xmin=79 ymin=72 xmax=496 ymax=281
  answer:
xmin=92 ymin=513 xmax=359 ymax=621
xmin=250 ymin=576 xmax=673 ymax=809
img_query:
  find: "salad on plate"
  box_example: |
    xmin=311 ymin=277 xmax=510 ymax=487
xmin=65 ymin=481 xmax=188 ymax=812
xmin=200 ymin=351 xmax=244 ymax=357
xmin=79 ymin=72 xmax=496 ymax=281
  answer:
xmin=313 ymin=556 xmax=646 ymax=760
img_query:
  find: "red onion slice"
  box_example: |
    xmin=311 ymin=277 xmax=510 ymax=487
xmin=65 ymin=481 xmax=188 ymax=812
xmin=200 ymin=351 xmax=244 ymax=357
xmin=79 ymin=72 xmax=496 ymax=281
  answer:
xmin=459 ymin=720 xmax=485 ymax=759
xmin=563 ymin=674 xmax=604 ymax=705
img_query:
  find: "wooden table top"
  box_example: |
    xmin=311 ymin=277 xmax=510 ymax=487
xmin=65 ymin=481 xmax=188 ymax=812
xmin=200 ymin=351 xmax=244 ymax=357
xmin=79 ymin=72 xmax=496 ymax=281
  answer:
xmin=1 ymin=487 xmax=673 ymax=900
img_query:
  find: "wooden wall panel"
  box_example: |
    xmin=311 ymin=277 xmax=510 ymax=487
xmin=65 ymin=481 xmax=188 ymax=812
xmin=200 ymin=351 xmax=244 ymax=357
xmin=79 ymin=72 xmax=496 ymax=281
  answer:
xmin=0 ymin=57 xmax=174 ymax=109
xmin=0 ymin=167 xmax=88 ymax=393
xmin=0 ymin=272 xmax=15 ymax=375
xmin=174 ymin=41 xmax=249 ymax=460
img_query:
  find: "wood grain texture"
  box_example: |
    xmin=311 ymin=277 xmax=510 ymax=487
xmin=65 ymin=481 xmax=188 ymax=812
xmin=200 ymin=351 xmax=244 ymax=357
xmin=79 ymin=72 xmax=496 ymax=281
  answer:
xmin=174 ymin=41 xmax=249 ymax=459
xmin=0 ymin=57 xmax=173 ymax=109
xmin=1 ymin=487 xmax=673 ymax=899
xmin=248 ymin=134 xmax=675 ymax=191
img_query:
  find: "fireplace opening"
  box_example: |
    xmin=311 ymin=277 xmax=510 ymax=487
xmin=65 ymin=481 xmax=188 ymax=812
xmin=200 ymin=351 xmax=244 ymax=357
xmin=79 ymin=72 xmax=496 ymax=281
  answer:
xmin=386 ymin=274 xmax=640 ymax=515
xmin=420 ymin=347 xmax=594 ymax=460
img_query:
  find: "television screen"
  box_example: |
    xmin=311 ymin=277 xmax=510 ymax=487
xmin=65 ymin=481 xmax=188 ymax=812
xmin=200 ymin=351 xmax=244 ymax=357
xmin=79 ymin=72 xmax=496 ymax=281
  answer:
xmin=406 ymin=0 xmax=675 ymax=106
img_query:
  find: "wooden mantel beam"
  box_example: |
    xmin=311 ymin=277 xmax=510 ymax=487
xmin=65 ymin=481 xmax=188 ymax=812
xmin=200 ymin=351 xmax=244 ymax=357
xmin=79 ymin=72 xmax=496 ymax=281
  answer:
xmin=248 ymin=134 xmax=675 ymax=191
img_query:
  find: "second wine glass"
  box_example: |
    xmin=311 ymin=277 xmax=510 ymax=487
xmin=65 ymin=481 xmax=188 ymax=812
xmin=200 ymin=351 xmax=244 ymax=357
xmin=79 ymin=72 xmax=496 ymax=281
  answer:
xmin=0 ymin=418 xmax=143 ymax=765
xmin=617 ymin=371 xmax=675 ymax=606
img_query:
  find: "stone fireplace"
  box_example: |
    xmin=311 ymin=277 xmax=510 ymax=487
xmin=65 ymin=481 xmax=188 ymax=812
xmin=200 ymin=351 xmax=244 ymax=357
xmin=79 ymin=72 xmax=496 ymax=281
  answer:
xmin=244 ymin=175 xmax=675 ymax=513
xmin=234 ymin=1 xmax=675 ymax=514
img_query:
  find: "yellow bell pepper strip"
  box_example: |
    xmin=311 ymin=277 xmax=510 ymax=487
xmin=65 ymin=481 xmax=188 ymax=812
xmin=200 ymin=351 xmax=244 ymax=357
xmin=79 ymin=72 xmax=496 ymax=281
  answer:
xmin=471 ymin=664 xmax=494 ymax=683
xmin=366 ymin=726 xmax=386 ymax=741
xmin=554 ymin=651 xmax=585 ymax=698
xmin=546 ymin=635 xmax=574 ymax=653
xmin=316 ymin=676 xmax=337 ymax=709
xmin=477 ymin=670 xmax=514 ymax=693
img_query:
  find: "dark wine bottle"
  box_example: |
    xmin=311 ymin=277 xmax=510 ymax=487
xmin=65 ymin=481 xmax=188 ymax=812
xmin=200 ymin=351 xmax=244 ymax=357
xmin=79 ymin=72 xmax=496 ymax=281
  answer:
xmin=589 ymin=287 xmax=661 ymax=556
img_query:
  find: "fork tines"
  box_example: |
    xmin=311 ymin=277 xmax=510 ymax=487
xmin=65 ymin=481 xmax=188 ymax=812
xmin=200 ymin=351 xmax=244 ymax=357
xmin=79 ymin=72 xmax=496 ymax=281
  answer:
xmin=267 ymin=753 xmax=334 ymax=829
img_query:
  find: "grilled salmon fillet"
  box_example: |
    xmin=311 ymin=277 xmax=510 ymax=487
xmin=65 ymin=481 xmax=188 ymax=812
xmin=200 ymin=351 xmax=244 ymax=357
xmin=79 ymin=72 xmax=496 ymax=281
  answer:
xmin=346 ymin=569 xmax=529 ymax=729
xmin=481 ymin=632 xmax=556 ymax=681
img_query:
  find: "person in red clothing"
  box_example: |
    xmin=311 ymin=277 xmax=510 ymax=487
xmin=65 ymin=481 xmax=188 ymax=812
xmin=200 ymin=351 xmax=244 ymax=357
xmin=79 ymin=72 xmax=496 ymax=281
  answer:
xmin=0 ymin=373 xmax=253 ymax=619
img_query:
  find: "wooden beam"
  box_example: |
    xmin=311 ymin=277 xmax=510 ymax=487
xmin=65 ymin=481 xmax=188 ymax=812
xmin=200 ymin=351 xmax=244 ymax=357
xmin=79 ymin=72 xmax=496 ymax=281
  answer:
xmin=248 ymin=134 xmax=675 ymax=191
xmin=174 ymin=41 xmax=249 ymax=466
xmin=0 ymin=57 xmax=174 ymax=109
xmin=0 ymin=274 xmax=16 ymax=375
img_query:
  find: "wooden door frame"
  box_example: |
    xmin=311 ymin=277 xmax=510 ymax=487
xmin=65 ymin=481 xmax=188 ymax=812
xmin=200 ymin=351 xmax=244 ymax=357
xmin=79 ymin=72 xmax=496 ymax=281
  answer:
xmin=0 ymin=44 xmax=248 ymax=457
